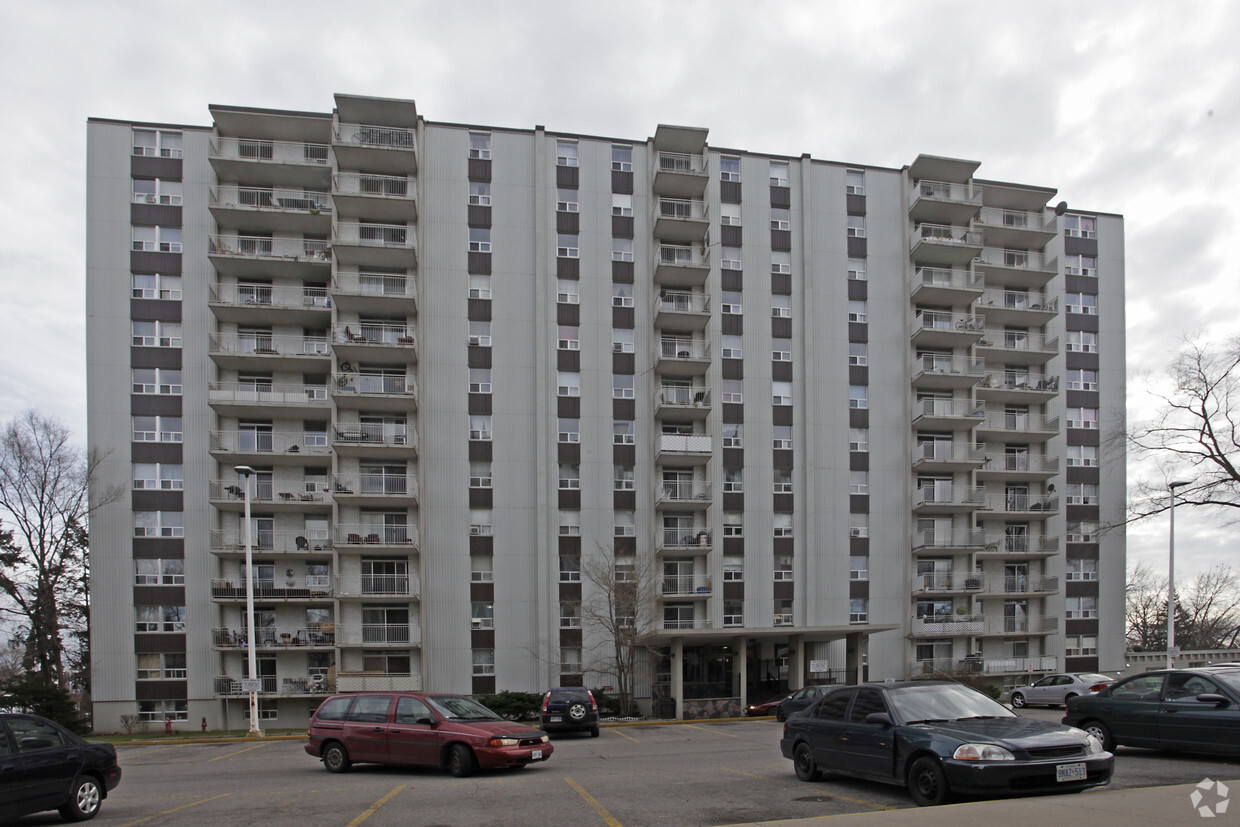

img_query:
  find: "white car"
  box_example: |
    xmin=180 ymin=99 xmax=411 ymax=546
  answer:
xmin=1009 ymin=673 xmax=1114 ymax=708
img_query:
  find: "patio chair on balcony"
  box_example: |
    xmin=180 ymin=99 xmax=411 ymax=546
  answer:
xmin=348 ymin=533 xmax=363 ymax=544
xmin=295 ymin=536 xmax=310 ymax=550
xmin=365 ymin=533 xmax=381 ymax=544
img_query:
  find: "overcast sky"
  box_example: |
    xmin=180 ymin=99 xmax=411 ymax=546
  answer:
xmin=2 ymin=0 xmax=1236 ymax=579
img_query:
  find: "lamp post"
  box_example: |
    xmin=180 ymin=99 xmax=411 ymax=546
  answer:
xmin=1167 ymin=479 xmax=1191 ymax=670
xmin=234 ymin=465 xmax=262 ymax=736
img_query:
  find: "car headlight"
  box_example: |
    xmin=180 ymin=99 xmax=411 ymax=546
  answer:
xmin=489 ymin=737 xmax=520 ymax=747
xmin=953 ymin=743 xmax=1015 ymax=761
xmin=539 ymin=734 xmax=550 ymax=743
xmin=1084 ymin=734 xmax=1104 ymax=754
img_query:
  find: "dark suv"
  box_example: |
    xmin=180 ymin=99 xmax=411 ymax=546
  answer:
xmin=540 ymin=688 xmax=600 ymax=737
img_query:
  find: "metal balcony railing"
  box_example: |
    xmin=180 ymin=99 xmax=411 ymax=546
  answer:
xmin=333 ymin=172 xmax=413 ymax=197
xmin=210 ymin=137 xmax=330 ymax=165
xmin=211 ymin=186 xmax=331 ymax=212
xmin=209 ymin=333 xmax=329 ymax=357
xmin=658 ymin=480 xmax=712 ymax=501
xmin=336 ymin=124 xmax=415 ymax=150
xmin=910 ymin=180 xmax=982 ymax=206
xmin=335 ymin=525 xmax=418 ymax=546
xmin=656 ymin=290 xmax=710 ymax=314
xmin=656 ymin=152 xmax=706 ymax=174
xmin=209 ymin=235 xmax=331 ymax=261
xmin=335 ymin=323 xmax=414 ymax=346
xmin=208 ymin=381 xmax=329 ymax=406
xmin=661 ymin=576 xmax=712 ymax=596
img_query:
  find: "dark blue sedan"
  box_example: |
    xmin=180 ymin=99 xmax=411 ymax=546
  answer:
xmin=0 ymin=713 xmax=122 ymax=822
xmin=780 ymin=681 xmax=1112 ymax=806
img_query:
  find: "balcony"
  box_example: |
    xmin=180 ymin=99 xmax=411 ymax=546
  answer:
xmin=913 ymin=529 xmax=986 ymax=554
xmin=657 ymin=529 xmax=713 ymax=555
xmin=974 ymin=412 xmax=1060 ymax=443
xmin=332 ymin=474 xmax=418 ymax=506
xmin=911 ymin=354 xmax=985 ymax=391
xmin=975 ymin=206 xmax=1057 ymax=248
xmin=907 ymin=180 xmax=983 ymax=225
xmin=334 ymin=524 xmax=419 ymax=549
xmin=978 ymin=534 xmax=1059 ymax=558
xmin=909 ymin=223 xmax=984 ymax=266
xmin=332 ymin=424 xmax=416 ymax=458
xmin=339 ymin=624 xmax=420 ymax=647
xmin=214 ymin=675 xmax=335 ymax=697
xmin=910 ymin=397 xmax=985 ymax=431
xmin=976 ymin=289 xmax=1058 ymax=328
xmin=656 ymin=339 xmax=711 ymax=377
xmin=210 ymin=529 xmax=332 ymax=555
xmin=911 ymin=572 xmax=984 ymax=594
xmin=657 ymin=480 xmax=713 ymax=508
xmin=975 ymin=248 xmax=1058 ymax=289
xmin=208 ymin=283 xmax=331 ymax=327
xmin=210 ymin=578 xmax=333 ymax=601
xmin=212 ymin=627 xmax=335 ymax=649
xmin=209 ymin=480 xmax=330 ymax=512
xmin=331 ymin=373 xmax=418 ymax=413
xmin=208 ymin=332 xmax=329 ymax=372
xmin=989 ymin=493 xmax=1058 ymax=519
xmin=654 ymin=291 xmax=711 ymax=332
xmin=910 ymin=615 xmax=985 ymax=637
xmin=333 ymin=123 xmax=417 ymax=175
xmin=208 ymin=430 xmax=332 ymax=463
xmin=660 ymin=575 xmax=713 ymax=598
xmin=976 ymin=371 xmax=1059 ymax=404
xmin=977 ymin=452 xmax=1059 ymax=481
xmin=209 ymin=234 xmax=332 ymax=279
xmin=656 ymin=386 xmax=711 ymax=422
xmin=979 ymin=616 xmax=1058 ymax=637
xmin=332 ymin=172 xmax=416 ymax=222
xmin=658 ymin=617 xmax=714 ymax=632
xmin=332 ymin=270 xmax=416 ymax=315
xmin=333 ymin=222 xmax=416 ymax=269
xmin=336 ymin=573 xmax=418 ymax=599
xmin=912 ymin=485 xmax=985 ymax=513
xmin=975 ymin=330 xmax=1059 ymax=367
xmin=653 ymin=152 xmax=709 ymax=199
xmin=654 ymin=198 xmax=709 ymax=243
xmin=208 ymin=137 xmax=330 ymax=189
xmin=912 ymin=441 xmax=986 ymax=473
xmin=207 ymin=381 xmax=329 ymax=417
xmin=209 ymin=186 xmax=331 ymax=234
xmin=656 ymin=434 xmax=712 ymax=466
xmin=909 ymin=266 xmax=984 ymax=306
xmin=911 ymin=311 xmax=985 ymax=348
xmin=335 ymin=672 xmax=422 ymax=692
xmin=654 ymin=244 xmax=709 ymax=288
xmin=334 ymin=323 xmax=416 ymax=364
xmin=910 ymin=655 xmax=1057 ymax=678
xmin=981 ymin=575 xmax=1060 ymax=597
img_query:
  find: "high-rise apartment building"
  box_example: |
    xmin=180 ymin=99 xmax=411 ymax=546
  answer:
xmin=86 ymin=95 xmax=1125 ymax=730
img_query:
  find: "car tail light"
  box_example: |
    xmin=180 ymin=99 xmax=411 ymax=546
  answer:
xmin=1088 ymin=683 xmax=1109 ymax=693
xmin=541 ymin=693 xmax=550 ymax=713
xmin=588 ymin=691 xmax=598 ymax=712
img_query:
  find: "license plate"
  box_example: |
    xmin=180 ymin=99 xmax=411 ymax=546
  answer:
xmin=549 ymin=716 xmax=562 ymax=722
xmin=532 ymin=749 xmax=543 ymax=759
xmin=1056 ymin=762 xmax=1087 ymax=782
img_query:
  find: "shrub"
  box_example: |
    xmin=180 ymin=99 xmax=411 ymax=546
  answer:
xmin=0 ymin=674 xmax=90 ymax=734
xmin=475 ymin=690 xmax=542 ymax=721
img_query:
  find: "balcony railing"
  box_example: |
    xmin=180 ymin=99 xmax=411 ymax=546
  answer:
xmin=209 ymin=333 xmax=329 ymax=357
xmin=209 ymin=235 xmax=331 ymax=261
xmin=656 ymin=152 xmax=706 ymax=174
xmin=333 ymin=423 xmax=409 ymax=446
xmin=914 ymin=354 xmax=984 ymax=377
xmin=656 ymin=198 xmax=708 ymax=221
xmin=211 ymin=529 xmax=331 ymax=552
xmin=659 ymin=529 xmax=712 ymax=549
xmin=335 ymin=323 xmax=415 ymax=346
xmin=210 ymin=284 xmax=331 ymax=309
xmin=336 ymin=124 xmax=416 ymax=150
xmin=986 ymin=616 xmax=1058 ymax=635
xmin=335 ymin=271 xmax=413 ymax=297
xmin=208 ymin=381 xmax=329 ymax=407
xmin=210 ymin=430 xmax=331 ymax=455
xmin=991 ymin=494 xmax=1058 ymax=514
xmin=656 ymin=290 xmax=710 ymax=315
xmin=984 ymin=575 xmax=1059 ymax=594
xmin=659 ymin=618 xmax=712 ymax=631
xmin=660 ymin=339 xmax=710 ymax=360
xmin=912 ymin=398 xmax=985 ymax=419
xmin=911 ymin=615 xmax=985 ymax=636
xmin=658 ymin=434 xmax=712 ymax=454
xmin=982 ymin=534 xmax=1058 ymax=554
xmin=913 ymin=442 xmax=985 ymax=465
xmin=335 ymin=222 xmax=413 ymax=247
xmin=911 ymin=572 xmax=984 ymax=593
xmin=976 ymin=207 xmax=1055 ymax=232
xmin=913 ymin=485 xmax=985 ymax=508
xmin=210 ymin=578 xmax=333 ymax=599
xmin=656 ymin=245 xmax=708 ymax=268
xmin=212 ymin=627 xmax=334 ymax=648
xmin=912 ymin=223 xmax=983 ymax=247
xmin=975 ymin=247 xmax=1058 ymax=272
xmin=912 ymin=266 xmax=983 ymax=292
xmin=361 ymin=624 xmax=411 ymax=644
xmin=979 ymin=413 xmax=1060 ymax=434
xmin=211 ymin=186 xmax=331 ymax=213
xmin=976 ymin=330 xmax=1059 ymax=353
xmin=658 ymin=480 xmax=712 ymax=502
xmin=210 ymin=137 xmax=330 ymax=166
xmin=331 ymin=475 xmax=416 ymax=497
xmin=335 ymin=525 xmax=418 ymax=546
xmin=661 ymin=576 xmax=712 ymax=596
xmin=914 ymin=529 xmax=986 ymax=550
xmin=335 ymin=672 xmax=422 ymax=692
xmin=333 ymin=172 xmax=413 ymax=198
xmin=910 ymin=180 xmax=982 ymax=206
xmin=979 ymin=289 xmax=1057 ymax=312
xmin=915 ymin=310 xmax=985 ymax=333
xmin=980 ymin=453 xmax=1059 ymax=474
xmin=911 ymin=655 xmax=1057 ymax=677
xmin=213 ymin=674 xmax=334 ymax=695
xmin=979 ymin=371 xmax=1059 ymax=392
xmin=658 ymin=386 xmax=710 ymax=407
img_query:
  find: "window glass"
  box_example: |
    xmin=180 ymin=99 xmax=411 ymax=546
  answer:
xmin=10 ymin=717 xmax=68 ymax=751
xmin=346 ymin=695 xmax=393 ymax=723
xmin=849 ymin=688 xmax=887 ymax=723
xmin=1110 ymin=674 xmax=1165 ymax=701
xmin=395 ymin=696 xmax=433 ymax=723
xmin=814 ymin=689 xmax=852 ymax=720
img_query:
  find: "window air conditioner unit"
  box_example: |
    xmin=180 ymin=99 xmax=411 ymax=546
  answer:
xmin=145 ymin=194 xmax=158 ymax=204
xmin=468 ymin=336 xmax=481 ymax=346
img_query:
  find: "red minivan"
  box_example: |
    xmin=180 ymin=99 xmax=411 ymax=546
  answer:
xmin=306 ymin=692 xmax=552 ymax=777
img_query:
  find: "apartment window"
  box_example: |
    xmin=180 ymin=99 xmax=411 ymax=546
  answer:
xmin=469 ymin=461 xmax=493 ymax=489
xmin=136 ymin=653 xmax=186 ymax=680
xmin=844 ymin=214 xmax=868 ymax=238
xmin=557 ymin=371 xmax=580 ymax=397
xmin=723 ymin=467 xmax=743 ymax=494
xmin=1064 ymin=254 xmax=1097 ymax=277
xmin=132 ymin=178 xmax=183 ymax=206
xmin=132 ymin=273 xmax=182 ymax=300
xmin=721 ymin=290 xmax=742 ymax=315
xmin=469 ymin=415 xmax=492 ymax=441
xmin=849 ymin=470 xmax=869 ymax=495
xmin=772 ymin=338 xmax=792 ymax=361
xmin=611 ymin=144 xmax=633 ymax=171
xmin=771 ymin=295 xmax=791 ymax=319
xmin=848 ymin=385 xmax=868 ymax=409
xmin=470 ymin=553 xmax=494 ymax=583
xmin=132 ymin=226 xmax=182 ymax=253
xmin=772 ymin=381 xmax=792 ymax=406
xmin=615 ymin=510 xmax=636 ymax=537
xmin=559 ymin=554 xmax=581 ymax=583
xmin=468 ymin=227 xmax=491 ymax=253
xmin=845 ymin=169 xmax=865 ymax=195
xmin=554 ymin=280 xmax=581 ymax=307
xmin=548 ymin=188 xmax=579 ymax=215
xmin=1065 ymin=596 xmax=1098 ymax=619
xmin=771 ymin=251 xmax=791 ymax=274
xmin=848 ymin=343 xmax=868 ymax=366
xmin=849 ymin=513 xmax=869 ymax=538
xmin=1066 ymin=558 xmax=1099 ymax=581
xmin=557 ymin=234 xmax=579 ymax=258
xmin=472 ymin=649 xmax=495 ymax=676
xmin=555 ymin=325 xmax=580 ymax=351
xmin=849 ymin=598 xmax=868 ymax=623
xmin=1066 ymin=292 xmax=1098 ymax=315
xmin=848 ymin=300 xmax=867 ymax=323
xmin=773 ymin=514 xmax=793 ymax=538
xmin=471 ymin=601 xmax=495 ymax=628
xmin=770 ymin=207 xmax=791 ymax=231
xmin=560 ymin=646 xmax=583 ymax=674
xmin=1063 ymin=214 xmax=1096 ymax=238
xmin=612 ymin=238 xmax=635 ymax=263
xmin=1068 ymin=407 xmax=1099 ymax=429
xmin=1066 ymin=483 xmax=1100 ymax=505
xmin=135 ymin=558 xmax=184 ymax=585
xmin=1066 ymin=330 xmax=1098 ymax=353
xmin=558 ymin=418 xmax=580 ymax=444
xmin=769 ymin=160 xmax=789 ymax=186
xmin=772 ymin=468 xmax=791 ymax=494
xmin=614 ymin=465 xmax=634 ymax=491
xmin=135 ymin=605 xmax=185 ymax=632
xmin=559 ymin=511 xmax=580 ymax=538
xmin=613 ymin=282 xmax=634 ymax=307
xmin=469 ymin=321 xmax=492 ymax=347
xmin=133 ymin=415 xmax=182 ymax=443
xmin=719 ymin=203 xmax=741 ymax=226
xmin=560 ymin=602 xmax=582 ymax=628
xmin=849 ymin=428 xmax=868 ymax=452
xmin=135 ymin=510 xmax=183 ymax=538
xmin=613 ymin=374 xmax=635 ymax=399
xmin=556 ymin=140 xmax=578 ymax=167
xmin=722 ymin=379 xmax=743 ymax=404
xmin=469 ymin=508 xmax=492 ymax=536
xmin=469 ymin=368 xmax=492 ymax=394
xmin=468 ymin=181 xmax=491 ymax=206
xmin=722 ymin=556 xmax=744 ymax=583
xmin=720 ymin=156 xmax=740 ymax=182
xmin=612 ymin=420 xmax=635 ymax=445
xmin=722 ymin=335 xmax=742 ymax=359
xmin=723 ymin=512 xmax=743 ymax=538
xmin=612 ymin=328 xmax=634 ymax=354
xmin=133 ymin=462 xmax=183 ymax=491
xmin=849 ymin=555 xmax=869 ymax=580
xmin=612 ymin=193 xmax=632 ymax=216
xmin=773 ymin=425 xmax=792 ymax=450
xmin=138 ymin=700 xmax=188 ymax=722
xmin=468 ymin=132 xmax=491 ymax=159
xmin=468 ymin=274 xmax=492 ymax=300
xmin=723 ymin=422 xmax=743 ymax=449
xmin=133 ymin=128 xmax=182 ymax=158
xmin=1066 ymin=521 xmax=1100 ymax=543
xmin=1065 ymin=634 xmax=1098 ymax=657
xmin=847 ymin=257 xmax=866 ymax=281
xmin=721 ymin=246 xmax=741 ymax=270
xmin=1066 ymin=369 xmax=1098 ymax=391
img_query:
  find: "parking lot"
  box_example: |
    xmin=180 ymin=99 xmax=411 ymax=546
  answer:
xmin=36 ymin=713 xmax=1240 ymax=827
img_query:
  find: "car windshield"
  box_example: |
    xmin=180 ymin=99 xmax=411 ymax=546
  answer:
xmin=426 ymin=695 xmax=503 ymax=721
xmin=887 ymin=683 xmax=1017 ymax=723
xmin=1077 ymin=674 xmax=1112 ymax=683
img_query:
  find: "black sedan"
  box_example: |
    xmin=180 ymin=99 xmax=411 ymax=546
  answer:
xmin=776 ymin=685 xmax=831 ymax=722
xmin=1063 ymin=666 xmax=1240 ymax=755
xmin=0 ymin=713 xmax=122 ymax=822
xmin=780 ymin=681 xmax=1112 ymax=806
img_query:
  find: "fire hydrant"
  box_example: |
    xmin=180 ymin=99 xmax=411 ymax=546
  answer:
xmin=164 ymin=716 xmax=173 ymax=735
xmin=201 ymin=717 xmax=208 ymax=733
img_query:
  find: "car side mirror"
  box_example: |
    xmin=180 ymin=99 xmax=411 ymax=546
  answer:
xmin=417 ymin=716 xmax=435 ymax=725
xmin=1196 ymin=693 xmax=1230 ymax=706
xmin=865 ymin=712 xmax=893 ymax=727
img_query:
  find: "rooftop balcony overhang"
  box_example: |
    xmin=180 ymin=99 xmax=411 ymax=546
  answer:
xmin=331 ymin=375 xmax=419 ymax=413
xmin=975 ymin=206 xmax=1057 ymax=248
xmin=208 ymin=382 xmax=329 ymax=417
xmin=331 ymin=270 xmax=417 ymax=315
xmin=911 ymin=311 xmax=985 ymax=348
xmin=209 ymin=186 xmax=332 ymax=234
xmin=654 ymin=198 xmax=710 ymax=243
xmin=909 ymin=267 xmax=984 ymax=305
xmin=975 ymin=331 xmax=1059 ymax=367
xmin=975 ymin=248 xmax=1058 ymax=289
xmin=332 ymin=222 xmax=417 ymax=269
xmin=208 ymin=283 xmax=331 ymax=327
xmin=908 ymin=154 xmax=981 ymax=185
xmin=208 ymin=333 xmax=330 ymax=371
xmin=209 ymin=235 xmax=332 ymax=279
xmin=208 ymin=136 xmax=331 ymax=189
xmin=908 ymin=180 xmax=983 ymax=224
xmin=654 ymin=291 xmax=711 ymax=332
xmin=654 ymin=245 xmax=710 ymax=288
xmin=909 ymin=224 xmax=983 ymax=266
xmin=333 ymin=123 xmax=417 ymax=175
xmin=911 ymin=355 xmax=985 ymax=391
xmin=332 ymin=173 xmax=417 ymax=222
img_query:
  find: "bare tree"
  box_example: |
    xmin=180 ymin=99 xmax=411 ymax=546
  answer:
xmin=579 ymin=544 xmax=661 ymax=717
xmin=1127 ymin=336 xmax=1240 ymax=521
xmin=1126 ymin=562 xmax=1169 ymax=651
xmin=0 ymin=411 xmax=117 ymax=688
xmin=1126 ymin=562 xmax=1240 ymax=651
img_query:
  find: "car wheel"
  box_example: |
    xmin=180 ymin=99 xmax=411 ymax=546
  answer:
xmin=568 ymin=702 xmax=588 ymax=721
xmin=448 ymin=743 xmax=477 ymax=778
xmin=58 ymin=775 xmax=103 ymax=821
xmin=793 ymin=743 xmax=821 ymax=782
xmin=1010 ymin=692 xmax=1026 ymax=708
xmin=322 ymin=741 xmax=351 ymax=773
xmin=776 ymin=707 xmax=787 ymax=722
xmin=907 ymin=756 xmax=951 ymax=806
xmin=1082 ymin=719 xmax=1116 ymax=753
xmin=590 ymin=726 xmax=600 ymax=738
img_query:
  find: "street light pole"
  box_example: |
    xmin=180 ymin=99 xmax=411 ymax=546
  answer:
xmin=235 ymin=465 xmax=262 ymax=737
xmin=1167 ymin=479 xmax=1191 ymax=670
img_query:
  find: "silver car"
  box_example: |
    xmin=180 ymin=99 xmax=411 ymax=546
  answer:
xmin=1010 ymin=673 xmax=1114 ymax=708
